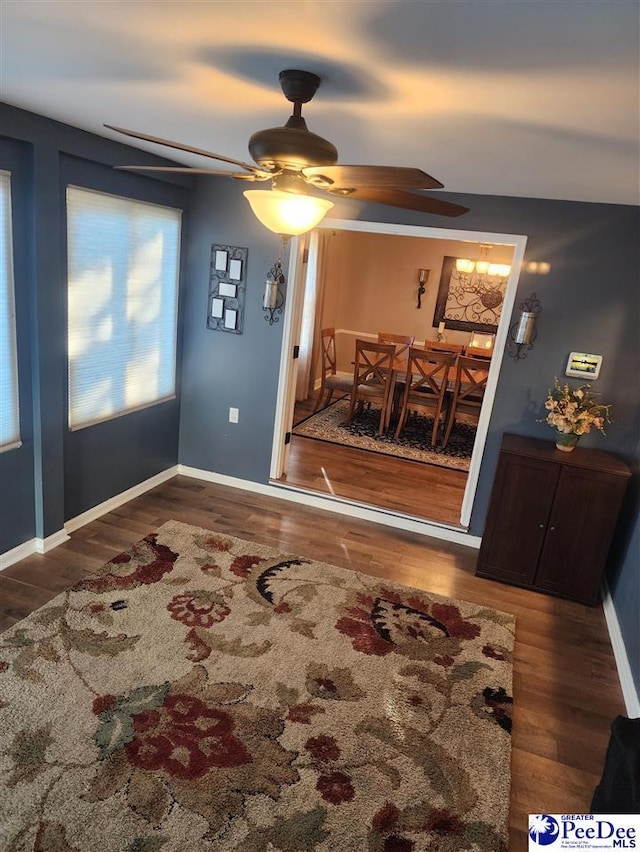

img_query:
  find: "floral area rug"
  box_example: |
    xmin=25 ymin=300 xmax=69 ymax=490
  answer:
xmin=293 ymin=399 xmax=475 ymax=471
xmin=0 ymin=520 xmax=515 ymax=851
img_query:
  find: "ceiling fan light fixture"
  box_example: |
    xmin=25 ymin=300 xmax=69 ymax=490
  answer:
xmin=243 ymin=189 xmax=333 ymax=237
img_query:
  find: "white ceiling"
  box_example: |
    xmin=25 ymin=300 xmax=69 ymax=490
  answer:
xmin=2 ymin=0 xmax=638 ymax=206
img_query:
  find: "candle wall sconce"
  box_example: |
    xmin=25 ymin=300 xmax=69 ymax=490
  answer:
xmin=263 ymin=258 xmax=286 ymax=325
xmin=507 ymin=292 xmax=542 ymax=360
xmin=417 ymin=268 xmax=430 ymax=309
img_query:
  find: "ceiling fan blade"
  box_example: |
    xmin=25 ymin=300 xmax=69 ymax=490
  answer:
xmin=302 ymin=165 xmax=443 ymax=190
xmin=328 ymin=186 xmax=469 ymax=217
xmin=104 ymin=124 xmax=270 ymax=177
xmin=115 ymin=165 xmax=268 ymax=180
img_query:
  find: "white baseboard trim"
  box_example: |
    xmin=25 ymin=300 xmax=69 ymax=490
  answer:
xmin=1 ymin=530 xmax=71 ymax=569
xmin=602 ymin=577 xmax=640 ymax=718
xmin=65 ymin=466 xmax=179 ymax=534
xmin=178 ymin=464 xmax=481 ymax=548
xmin=0 ymin=538 xmax=37 ymax=570
xmin=1 ymin=467 xmax=180 ymax=569
xmin=35 ymin=529 xmax=70 ymax=554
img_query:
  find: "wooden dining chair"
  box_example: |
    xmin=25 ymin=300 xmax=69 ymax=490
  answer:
xmin=394 ymin=348 xmax=456 ymax=445
xmin=464 ymin=344 xmax=494 ymax=359
xmin=441 ymin=355 xmax=491 ymax=448
xmin=377 ymin=332 xmax=415 ymax=359
xmin=313 ymin=327 xmax=354 ymax=412
xmin=467 ymin=331 xmax=495 ymax=351
xmin=423 ymin=340 xmax=465 ymax=355
xmin=345 ymin=340 xmax=396 ymax=435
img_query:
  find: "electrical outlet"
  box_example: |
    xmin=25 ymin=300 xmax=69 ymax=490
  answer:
xmin=229 ymin=407 xmax=239 ymax=424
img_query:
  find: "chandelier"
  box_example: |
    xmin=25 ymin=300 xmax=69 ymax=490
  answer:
xmin=447 ymin=245 xmax=512 ymax=326
xmin=455 ymin=244 xmax=511 ymax=282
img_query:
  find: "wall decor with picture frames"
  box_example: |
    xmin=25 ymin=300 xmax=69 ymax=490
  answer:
xmin=207 ymin=244 xmax=248 ymax=334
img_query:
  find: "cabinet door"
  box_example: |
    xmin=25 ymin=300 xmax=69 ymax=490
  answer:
xmin=477 ymin=454 xmax=559 ymax=586
xmin=535 ymin=468 xmax=626 ymax=604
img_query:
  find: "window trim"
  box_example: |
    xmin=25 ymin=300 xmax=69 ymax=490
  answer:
xmin=67 ymin=393 xmax=177 ymax=433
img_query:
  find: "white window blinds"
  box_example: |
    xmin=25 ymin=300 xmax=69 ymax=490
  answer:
xmin=0 ymin=170 xmax=20 ymax=451
xmin=66 ymin=186 xmax=182 ymax=430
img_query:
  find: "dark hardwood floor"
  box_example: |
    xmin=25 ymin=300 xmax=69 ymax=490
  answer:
xmin=279 ymin=397 xmax=468 ymax=526
xmin=0 ymin=474 xmax=625 ymax=851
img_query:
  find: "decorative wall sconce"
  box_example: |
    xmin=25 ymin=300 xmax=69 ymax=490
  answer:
xmin=507 ymin=292 xmax=542 ymax=360
xmin=417 ymin=268 xmax=430 ymax=309
xmin=263 ymin=257 xmax=286 ymax=325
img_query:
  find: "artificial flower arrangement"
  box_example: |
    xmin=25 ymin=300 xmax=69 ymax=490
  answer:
xmin=541 ymin=378 xmax=611 ymax=440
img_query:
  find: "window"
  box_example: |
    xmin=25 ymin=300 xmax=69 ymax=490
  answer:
xmin=0 ymin=170 xmax=20 ymax=451
xmin=66 ymin=186 xmax=182 ymax=430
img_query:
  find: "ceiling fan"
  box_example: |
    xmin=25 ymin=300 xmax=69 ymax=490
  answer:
xmin=106 ymin=69 xmax=469 ymax=236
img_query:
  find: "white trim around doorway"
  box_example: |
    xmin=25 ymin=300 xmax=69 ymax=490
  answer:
xmin=270 ymin=217 xmax=528 ymax=534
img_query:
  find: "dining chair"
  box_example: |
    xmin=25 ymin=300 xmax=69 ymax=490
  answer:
xmin=468 ymin=331 xmax=495 ymax=351
xmin=377 ymin=332 xmax=415 ymax=359
xmin=464 ymin=345 xmax=493 ymax=359
xmin=423 ymin=340 xmax=465 ymax=355
xmin=394 ymin=348 xmax=456 ymax=445
xmin=345 ymin=339 xmax=396 ymax=435
xmin=313 ymin=327 xmax=353 ymax=412
xmin=441 ymin=355 xmax=491 ymax=448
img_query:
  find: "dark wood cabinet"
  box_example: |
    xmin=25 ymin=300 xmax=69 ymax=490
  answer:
xmin=476 ymin=434 xmax=630 ymax=605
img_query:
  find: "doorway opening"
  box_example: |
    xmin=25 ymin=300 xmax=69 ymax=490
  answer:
xmin=270 ymin=218 xmax=527 ymax=531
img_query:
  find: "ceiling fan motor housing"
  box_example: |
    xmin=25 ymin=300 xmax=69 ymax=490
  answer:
xmin=248 ymin=123 xmax=338 ymax=171
xmin=249 ymin=68 xmax=338 ymax=171
xmin=278 ymin=69 xmax=321 ymax=104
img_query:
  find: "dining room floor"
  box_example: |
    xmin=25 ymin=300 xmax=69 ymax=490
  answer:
xmin=277 ymin=397 xmax=468 ymax=526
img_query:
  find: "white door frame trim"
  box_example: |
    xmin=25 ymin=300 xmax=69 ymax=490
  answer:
xmin=270 ymin=217 xmax=528 ymax=529
xmin=269 ymin=235 xmax=307 ymax=479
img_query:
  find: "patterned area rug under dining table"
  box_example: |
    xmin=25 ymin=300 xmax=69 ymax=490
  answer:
xmin=293 ymin=399 xmax=476 ymax=471
xmin=0 ymin=520 xmax=515 ymax=851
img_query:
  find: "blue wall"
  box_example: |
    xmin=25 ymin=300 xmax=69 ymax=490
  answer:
xmin=0 ymin=104 xmax=191 ymax=548
xmin=59 ymin=154 xmax=188 ymax=520
xmin=178 ymin=179 xmax=284 ymax=480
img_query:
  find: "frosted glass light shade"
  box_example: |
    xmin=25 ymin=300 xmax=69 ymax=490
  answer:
xmin=488 ymin=263 xmax=512 ymax=277
xmin=456 ymin=258 xmax=475 ymax=273
xmin=243 ymin=189 xmax=333 ymax=236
